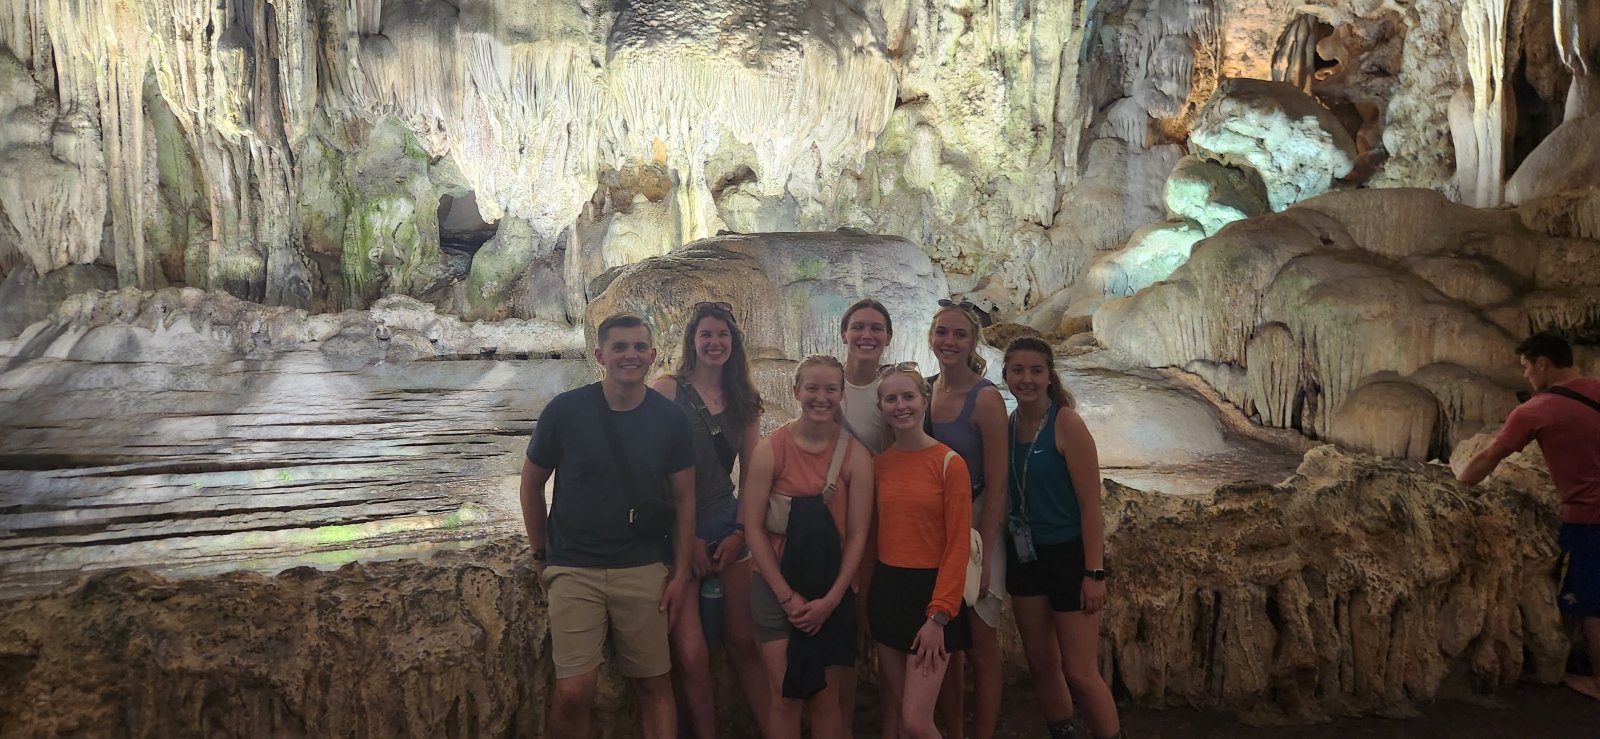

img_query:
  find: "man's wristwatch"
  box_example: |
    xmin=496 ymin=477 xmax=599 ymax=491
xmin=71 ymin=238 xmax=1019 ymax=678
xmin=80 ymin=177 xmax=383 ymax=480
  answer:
xmin=930 ymin=612 xmax=952 ymax=627
xmin=532 ymin=548 xmax=547 ymax=562
xmin=1084 ymin=568 xmax=1107 ymax=581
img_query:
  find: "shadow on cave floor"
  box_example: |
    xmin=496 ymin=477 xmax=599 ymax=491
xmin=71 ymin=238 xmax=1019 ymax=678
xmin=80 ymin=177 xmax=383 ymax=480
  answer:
xmin=853 ymin=683 xmax=1597 ymax=738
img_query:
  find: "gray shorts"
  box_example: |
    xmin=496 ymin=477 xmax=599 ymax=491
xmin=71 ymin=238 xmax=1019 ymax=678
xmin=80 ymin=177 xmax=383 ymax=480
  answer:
xmin=750 ymin=575 xmax=793 ymax=642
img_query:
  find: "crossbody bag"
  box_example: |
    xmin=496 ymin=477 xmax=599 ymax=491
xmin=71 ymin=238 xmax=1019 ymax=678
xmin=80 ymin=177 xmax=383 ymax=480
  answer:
xmin=677 ymin=378 xmax=738 ymax=472
xmin=1546 ymin=385 xmax=1600 ymax=415
xmin=591 ymin=384 xmax=675 ymax=540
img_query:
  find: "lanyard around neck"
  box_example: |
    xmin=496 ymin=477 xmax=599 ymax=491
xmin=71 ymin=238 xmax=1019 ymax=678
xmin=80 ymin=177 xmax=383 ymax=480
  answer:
xmin=1008 ymin=403 xmax=1053 ymax=515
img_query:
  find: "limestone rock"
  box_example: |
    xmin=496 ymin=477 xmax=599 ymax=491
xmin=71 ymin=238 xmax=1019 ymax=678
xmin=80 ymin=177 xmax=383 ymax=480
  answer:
xmin=1089 ymin=219 xmax=1207 ymax=297
xmin=1327 ymin=379 xmax=1440 ymax=461
xmin=1104 ymin=446 xmax=1565 ymax=721
xmin=1506 ymin=114 xmax=1600 ymax=204
xmin=1190 ymin=78 xmax=1358 ymax=211
xmin=1093 ymin=188 xmax=1597 ymax=460
xmin=585 ymin=231 xmax=949 ymax=370
xmin=1165 ymin=156 xmax=1271 ymax=236
xmin=0 ymin=263 xmax=117 ymax=340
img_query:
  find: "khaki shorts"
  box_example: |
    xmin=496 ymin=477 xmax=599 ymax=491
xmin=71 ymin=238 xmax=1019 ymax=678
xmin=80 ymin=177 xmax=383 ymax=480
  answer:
xmin=542 ymin=563 xmax=671 ymax=679
xmin=972 ymin=496 xmax=1007 ymax=628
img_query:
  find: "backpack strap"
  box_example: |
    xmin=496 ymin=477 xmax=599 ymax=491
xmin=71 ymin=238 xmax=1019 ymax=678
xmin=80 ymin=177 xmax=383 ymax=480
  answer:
xmin=1545 ymin=385 xmax=1600 ymax=416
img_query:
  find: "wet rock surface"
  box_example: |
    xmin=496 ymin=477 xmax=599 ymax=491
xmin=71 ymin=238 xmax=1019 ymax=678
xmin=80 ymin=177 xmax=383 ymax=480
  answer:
xmin=0 ymin=292 xmax=590 ymax=596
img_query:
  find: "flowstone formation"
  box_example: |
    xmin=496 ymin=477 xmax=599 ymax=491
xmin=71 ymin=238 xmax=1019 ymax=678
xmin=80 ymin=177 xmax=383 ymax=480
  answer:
xmin=1096 ymin=188 xmax=1600 ymax=461
xmin=0 ymin=447 xmax=1566 ymax=735
xmin=586 ymin=231 xmax=948 ymax=370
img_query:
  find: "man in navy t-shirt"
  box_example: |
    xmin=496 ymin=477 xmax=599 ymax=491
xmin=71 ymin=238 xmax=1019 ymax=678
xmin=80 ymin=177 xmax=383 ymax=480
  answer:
xmin=519 ymin=312 xmax=696 ymax=736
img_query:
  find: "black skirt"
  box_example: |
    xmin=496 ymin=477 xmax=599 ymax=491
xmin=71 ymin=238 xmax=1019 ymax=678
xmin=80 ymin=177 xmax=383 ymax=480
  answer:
xmin=867 ymin=562 xmax=971 ymax=654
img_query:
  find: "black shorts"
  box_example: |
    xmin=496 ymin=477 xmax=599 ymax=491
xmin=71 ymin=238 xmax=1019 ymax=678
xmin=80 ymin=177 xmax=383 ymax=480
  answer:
xmin=867 ymin=563 xmax=971 ymax=654
xmin=1006 ymin=537 xmax=1086 ymax=613
xmin=1559 ymin=523 xmax=1600 ymax=618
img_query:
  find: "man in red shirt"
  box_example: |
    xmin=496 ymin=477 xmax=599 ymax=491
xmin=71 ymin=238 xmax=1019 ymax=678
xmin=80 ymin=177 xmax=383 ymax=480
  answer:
xmin=1458 ymin=332 xmax=1600 ymax=699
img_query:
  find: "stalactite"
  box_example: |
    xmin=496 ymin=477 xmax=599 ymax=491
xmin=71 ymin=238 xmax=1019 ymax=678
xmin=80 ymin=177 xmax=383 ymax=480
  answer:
xmin=1271 ymin=14 xmax=1317 ymax=94
xmin=1554 ymin=0 xmax=1599 ymax=119
xmin=1458 ymin=0 xmax=1510 ymax=208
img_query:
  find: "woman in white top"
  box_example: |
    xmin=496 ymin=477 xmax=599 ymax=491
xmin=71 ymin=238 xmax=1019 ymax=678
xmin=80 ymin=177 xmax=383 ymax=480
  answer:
xmin=835 ymin=296 xmax=893 ymax=731
xmin=839 ymin=298 xmax=893 ymax=454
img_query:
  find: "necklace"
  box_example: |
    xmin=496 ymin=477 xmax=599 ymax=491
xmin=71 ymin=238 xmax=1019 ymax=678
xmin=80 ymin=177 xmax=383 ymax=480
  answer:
xmin=1009 ymin=403 xmax=1052 ymax=516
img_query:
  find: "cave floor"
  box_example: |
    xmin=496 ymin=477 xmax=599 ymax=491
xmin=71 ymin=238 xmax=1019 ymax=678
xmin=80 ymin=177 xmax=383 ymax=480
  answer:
xmin=853 ymin=683 xmax=1598 ymax=738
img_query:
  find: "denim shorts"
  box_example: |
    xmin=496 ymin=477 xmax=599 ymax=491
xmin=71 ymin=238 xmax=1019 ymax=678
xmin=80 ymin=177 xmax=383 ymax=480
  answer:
xmin=696 ymin=495 xmax=750 ymax=560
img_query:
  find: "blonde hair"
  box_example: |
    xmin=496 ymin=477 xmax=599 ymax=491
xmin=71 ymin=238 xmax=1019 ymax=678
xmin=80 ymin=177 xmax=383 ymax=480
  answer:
xmin=876 ymin=366 xmax=932 ymax=402
xmin=928 ymin=304 xmax=988 ymax=375
xmin=793 ymin=354 xmax=845 ymax=387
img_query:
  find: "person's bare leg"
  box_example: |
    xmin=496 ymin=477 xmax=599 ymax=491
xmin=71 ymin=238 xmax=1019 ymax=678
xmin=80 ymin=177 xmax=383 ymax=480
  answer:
xmin=722 ymin=559 xmax=772 ymax=735
xmin=551 ymin=668 xmax=600 ymax=738
xmin=825 ymin=665 xmax=857 ymax=739
xmin=668 ymin=587 xmax=717 ymax=738
xmin=1057 ymin=611 xmax=1119 ymax=738
xmin=876 ymin=644 xmax=909 ymax=739
xmin=969 ymin=617 xmax=1003 ymax=739
xmin=899 ymin=648 xmax=951 ymax=739
xmin=804 ymin=680 xmax=847 ymax=737
xmin=1565 ymin=616 xmax=1600 ymax=701
xmin=637 ymin=672 xmax=680 ymax=739
xmin=759 ymin=640 xmax=801 ymax=739
xmin=1013 ymin=596 xmax=1072 ymax=723
xmin=937 ymin=652 xmax=966 ymax=739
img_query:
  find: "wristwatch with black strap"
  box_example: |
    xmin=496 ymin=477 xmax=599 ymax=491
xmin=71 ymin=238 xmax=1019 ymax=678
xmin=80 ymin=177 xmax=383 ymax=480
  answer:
xmin=1084 ymin=568 xmax=1107 ymax=581
xmin=930 ymin=612 xmax=952 ymax=627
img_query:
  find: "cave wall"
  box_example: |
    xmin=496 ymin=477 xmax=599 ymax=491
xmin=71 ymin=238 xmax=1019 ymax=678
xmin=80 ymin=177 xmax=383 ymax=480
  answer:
xmin=1 ymin=0 xmax=1583 ymax=326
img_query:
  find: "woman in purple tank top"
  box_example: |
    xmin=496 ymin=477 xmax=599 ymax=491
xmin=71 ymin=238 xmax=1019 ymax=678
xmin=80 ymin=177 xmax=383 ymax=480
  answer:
xmin=926 ymin=303 xmax=1009 ymax=739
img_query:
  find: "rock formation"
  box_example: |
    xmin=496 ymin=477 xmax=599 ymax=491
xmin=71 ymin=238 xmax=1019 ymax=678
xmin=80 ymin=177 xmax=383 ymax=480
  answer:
xmin=0 ymin=447 xmax=1568 ymax=735
xmin=1095 ymin=188 xmax=1600 ymax=461
xmin=585 ymin=230 xmax=948 ymax=371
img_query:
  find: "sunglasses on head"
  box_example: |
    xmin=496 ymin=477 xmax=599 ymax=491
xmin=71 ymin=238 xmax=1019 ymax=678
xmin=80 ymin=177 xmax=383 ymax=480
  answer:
xmin=694 ymin=301 xmax=736 ymax=321
xmin=938 ymin=298 xmax=981 ymax=312
xmin=877 ymin=361 xmax=919 ymax=377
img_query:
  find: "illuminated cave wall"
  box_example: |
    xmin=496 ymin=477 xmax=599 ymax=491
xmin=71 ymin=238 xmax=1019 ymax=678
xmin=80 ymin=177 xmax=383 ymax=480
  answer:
xmin=1 ymin=0 xmax=1584 ymax=324
xmin=4 ymin=0 xmax=1600 ymax=461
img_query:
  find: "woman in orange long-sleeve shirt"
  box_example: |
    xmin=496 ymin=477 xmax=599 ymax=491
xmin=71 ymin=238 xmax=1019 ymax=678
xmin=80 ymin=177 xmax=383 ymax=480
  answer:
xmin=869 ymin=364 xmax=972 ymax=739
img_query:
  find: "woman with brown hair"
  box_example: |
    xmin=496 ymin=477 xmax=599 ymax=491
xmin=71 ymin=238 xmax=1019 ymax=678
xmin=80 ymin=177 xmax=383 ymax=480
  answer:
xmin=1001 ymin=337 xmax=1122 ymax=739
xmin=650 ymin=300 xmax=768 ymax=738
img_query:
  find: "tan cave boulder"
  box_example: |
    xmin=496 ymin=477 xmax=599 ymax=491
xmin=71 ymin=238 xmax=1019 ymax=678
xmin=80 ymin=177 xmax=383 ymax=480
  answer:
xmin=584 ymin=231 xmax=949 ymax=371
xmin=0 ymin=447 xmax=1568 ymax=734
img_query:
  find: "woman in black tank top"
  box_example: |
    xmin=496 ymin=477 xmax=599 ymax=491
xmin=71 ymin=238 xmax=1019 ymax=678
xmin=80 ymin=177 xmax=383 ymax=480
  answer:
xmin=651 ymin=301 xmax=767 ymax=738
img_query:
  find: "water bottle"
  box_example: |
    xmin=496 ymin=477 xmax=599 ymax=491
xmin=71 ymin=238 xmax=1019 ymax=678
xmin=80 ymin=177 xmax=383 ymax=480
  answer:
xmin=699 ymin=575 xmax=724 ymax=651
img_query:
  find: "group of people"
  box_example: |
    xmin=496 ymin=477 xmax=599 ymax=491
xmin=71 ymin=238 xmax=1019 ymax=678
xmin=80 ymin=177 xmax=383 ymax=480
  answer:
xmin=519 ymin=298 xmax=1122 ymax=738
